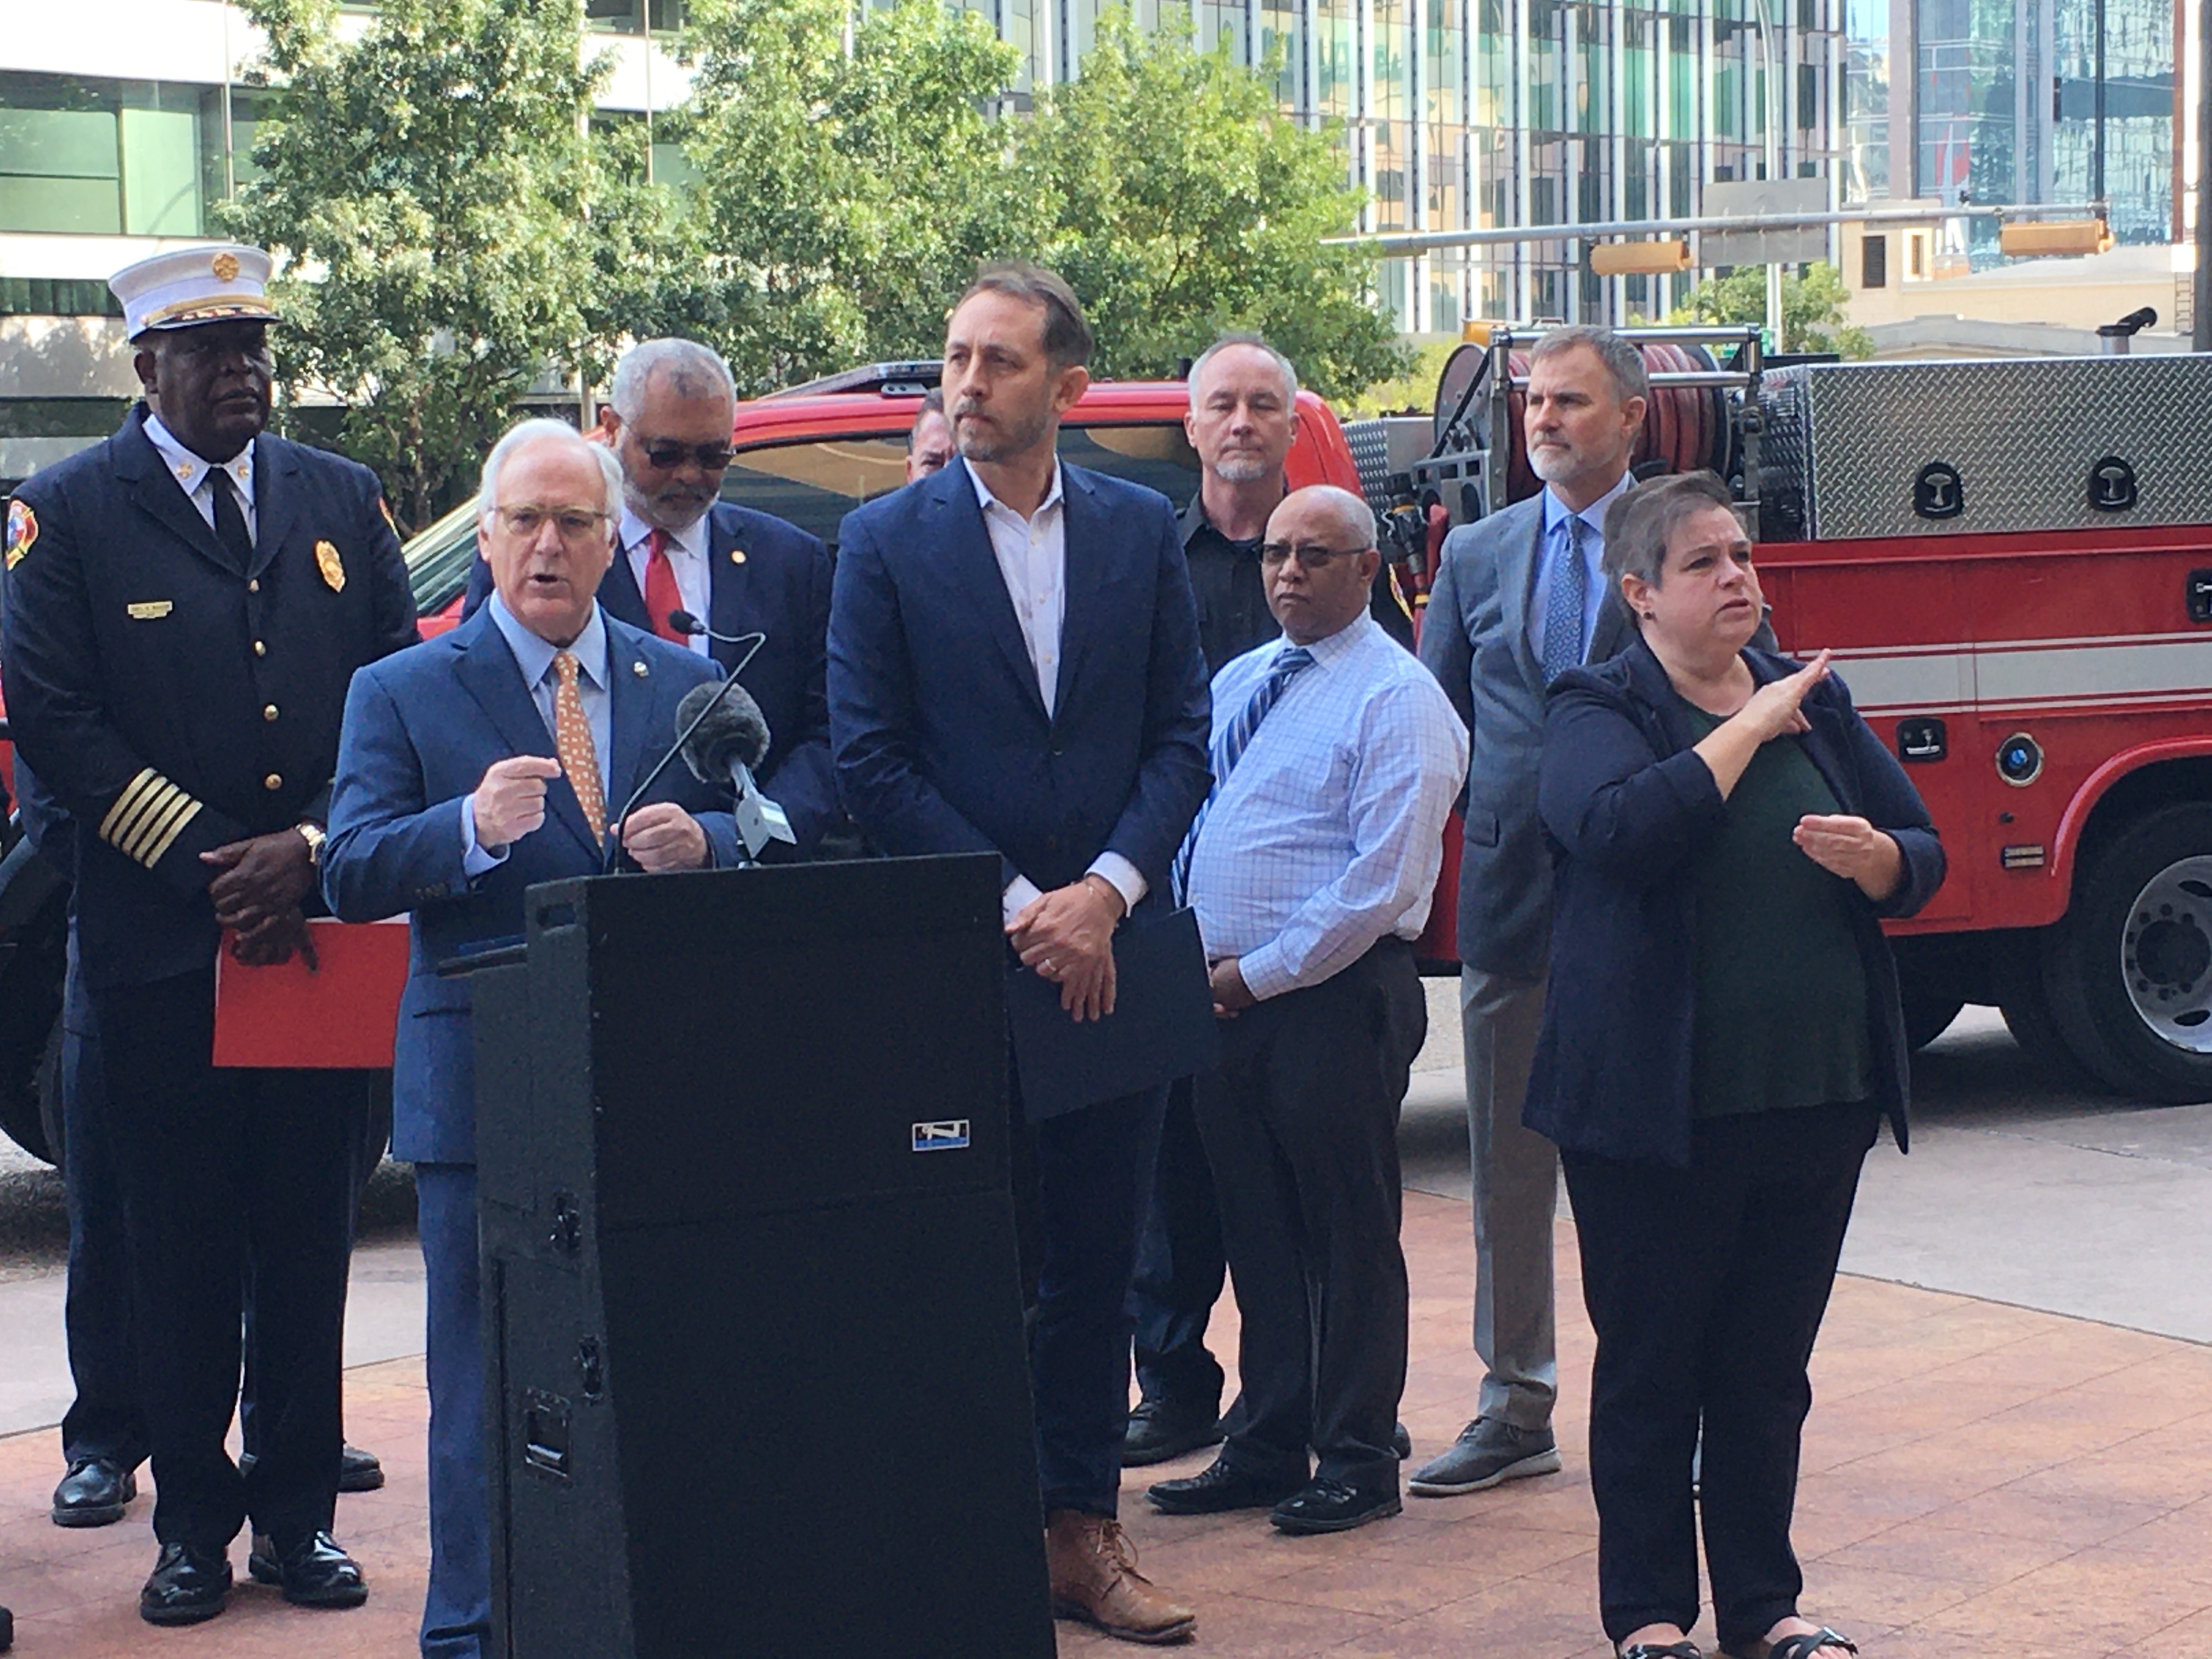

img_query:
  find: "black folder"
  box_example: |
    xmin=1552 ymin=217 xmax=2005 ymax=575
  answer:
xmin=1005 ymin=906 xmax=1221 ymax=1122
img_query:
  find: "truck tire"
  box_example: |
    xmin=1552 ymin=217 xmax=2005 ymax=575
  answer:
xmin=0 ymin=870 xmax=69 ymax=1167
xmin=1901 ymin=992 xmax=1965 ymax=1052
xmin=2043 ymin=803 xmax=2212 ymax=1103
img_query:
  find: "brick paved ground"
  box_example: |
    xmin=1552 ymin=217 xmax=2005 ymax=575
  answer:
xmin=5 ymin=1189 xmax=2211 ymax=1657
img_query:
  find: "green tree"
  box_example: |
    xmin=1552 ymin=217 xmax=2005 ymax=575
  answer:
xmin=223 ymin=0 xmax=639 ymax=531
xmin=1667 ymin=261 xmax=1875 ymax=359
xmin=652 ymin=0 xmax=1022 ymax=393
xmin=1006 ymin=13 xmax=1407 ymax=399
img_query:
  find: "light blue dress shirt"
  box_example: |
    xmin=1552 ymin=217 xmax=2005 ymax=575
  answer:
xmin=461 ymin=596 xmax=613 ymax=872
xmin=1525 ymin=472 xmax=1634 ymax=664
xmin=1183 ymin=614 xmax=1469 ymax=1002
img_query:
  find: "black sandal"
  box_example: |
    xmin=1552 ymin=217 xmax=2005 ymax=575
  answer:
xmin=1728 ymin=1630 xmax=1858 ymax=1659
xmin=1622 ymin=1645 xmax=1703 ymax=1659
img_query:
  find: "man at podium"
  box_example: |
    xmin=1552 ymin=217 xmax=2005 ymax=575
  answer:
xmin=322 ymin=419 xmax=742 ymax=1659
xmin=830 ymin=264 xmax=1211 ymax=1646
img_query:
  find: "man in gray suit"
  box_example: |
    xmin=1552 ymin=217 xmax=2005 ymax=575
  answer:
xmin=1411 ymin=325 xmax=1648 ymax=1497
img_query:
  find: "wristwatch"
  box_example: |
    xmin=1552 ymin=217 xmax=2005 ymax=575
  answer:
xmin=296 ymin=822 xmax=327 ymax=868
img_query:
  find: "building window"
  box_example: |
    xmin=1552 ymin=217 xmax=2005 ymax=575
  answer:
xmin=0 ymin=72 xmax=220 ymax=237
xmin=1861 ymin=231 xmax=1887 ymax=286
xmin=583 ymin=0 xmax=686 ymax=35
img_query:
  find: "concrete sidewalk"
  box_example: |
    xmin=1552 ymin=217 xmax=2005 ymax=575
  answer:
xmin=5 ymin=1188 xmax=2211 ymax=1658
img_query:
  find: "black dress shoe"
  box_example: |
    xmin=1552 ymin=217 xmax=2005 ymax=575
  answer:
xmin=339 ymin=1443 xmax=386 ymax=1493
xmin=247 ymin=1530 xmax=369 ymax=1608
xmin=139 ymin=1542 xmax=233 ymax=1626
xmin=1147 ymin=1458 xmax=1306 ymax=1515
xmin=1 ymin=1600 xmax=13 ymax=1652
xmin=1124 ymin=1396 xmax=1224 ymax=1468
xmin=1393 ymin=1423 xmax=1413 ymax=1460
xmin=52 ymin=1456 xmax=137 ymax=1527
xmin=1270 ymin=1477 xmax=1402 ymax=1534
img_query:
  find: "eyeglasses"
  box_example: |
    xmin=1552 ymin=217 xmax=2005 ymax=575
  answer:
xmin=1259 ymin=541 xmax=1370 ymax=570
xmin=639 ymin=439 xmax=736 ymax=472
xmin=492 ymin=505 xmax=612 ymax=541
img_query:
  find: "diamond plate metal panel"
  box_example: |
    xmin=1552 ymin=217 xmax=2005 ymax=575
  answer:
xmin=1767 ymin=356 xmax=2212 ymax=540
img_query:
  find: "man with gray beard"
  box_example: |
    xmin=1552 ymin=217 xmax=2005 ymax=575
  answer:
xmin=1412 ymin=325 xmax=1650 ymax=1500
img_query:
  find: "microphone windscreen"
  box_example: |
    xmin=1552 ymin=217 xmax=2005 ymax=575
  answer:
xmin=668 ymin=608 xmax=703 ymax=637
xmin=677 ymin=679 xmax=772 ymax=780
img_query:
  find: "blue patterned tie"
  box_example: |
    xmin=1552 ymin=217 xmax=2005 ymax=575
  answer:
xmin=1172 ymin=646 xmax=1317 ymax=902
xmin=1541 ymin=512 xmax=1588 ymax=682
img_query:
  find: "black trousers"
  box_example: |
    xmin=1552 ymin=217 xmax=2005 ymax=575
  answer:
xmin=1562 ymin=1101 xmax=1881 ymax=1650
xmin=89 ymin=969 xmax=363 ymax=1550
xmin=1126 ymin=1075 xmax=1228 ymax=1413
xmin=1009 ymin=1086 xmax=1166 ymax=1517
xmin=1194 ymin=940 xmax=1425 ymax=1491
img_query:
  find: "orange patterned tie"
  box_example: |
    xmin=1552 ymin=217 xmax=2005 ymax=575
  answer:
xmin=552 ymin=650 xmax=607 ymax=843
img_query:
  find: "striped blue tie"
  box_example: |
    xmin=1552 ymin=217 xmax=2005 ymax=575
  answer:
xmin=1542 ymin=512 xmax=1588 ymax=682
xmin=1172 ymin=645 xmax=1316 ymax=903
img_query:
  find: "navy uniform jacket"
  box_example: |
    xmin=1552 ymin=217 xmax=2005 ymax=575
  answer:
xmin=1 ymin=406 xmax=417 ymax=990
xmin=463 ymin=501 xmax=835 ymax=851
xmin=828 ymin=456 xmax=1210 ymax=905
xmin=1528 ymin=641 xmax=1946 ymax=1168
xmin=321 ymin=605 xmax=742 ymax=1166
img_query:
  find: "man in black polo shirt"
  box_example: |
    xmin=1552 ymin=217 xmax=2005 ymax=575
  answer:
xmin=1127 ymin=334 xmax=1412 ymax=1465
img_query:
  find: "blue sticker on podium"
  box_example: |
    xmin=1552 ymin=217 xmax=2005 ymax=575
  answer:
xmin=911 ymin=1120 xmax=972 ymax=1153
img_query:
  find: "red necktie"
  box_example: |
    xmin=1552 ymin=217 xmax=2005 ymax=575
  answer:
xmin=643 ymin=528 xmax=686 ymax=644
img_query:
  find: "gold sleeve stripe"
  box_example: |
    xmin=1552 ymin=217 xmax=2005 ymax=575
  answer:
xmin=97 ymin=770 xmax=165 ymax=845
xmin=106 ymin=779 xmax=180 ymax=857
xmin=110 ymin=777 xmax=189 ymax=861
xmin=137 ymin=798 xmax=204 ymax=868
xmin=99 ymin=770 xmax=206 ymax=869
xmin=117 ymin=787 xmax=195 ymax=866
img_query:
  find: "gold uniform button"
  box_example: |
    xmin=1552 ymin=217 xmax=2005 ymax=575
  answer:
xmin=264 ymin=773 xmax=283 ymax=791
xmin=247 ymin=579 xmax=260 ymax=594
xmin=263 ymin=704 xmax=279 ymax=722
xmin=253 ymin=640 xmax=267 ymax=657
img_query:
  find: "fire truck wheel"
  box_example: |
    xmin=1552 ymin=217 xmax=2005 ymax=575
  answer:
xmin=1901 ymin=993 xmax=1965 ymax=1052
xmin=2044 ymin=804 xmax=2212 ymax=1104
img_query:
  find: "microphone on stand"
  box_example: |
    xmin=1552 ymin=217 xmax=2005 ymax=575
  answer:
xmin=600 ymin=624 xmax=769 ymax=874
xmin=676 ymin=681 xmax=795 ymax=862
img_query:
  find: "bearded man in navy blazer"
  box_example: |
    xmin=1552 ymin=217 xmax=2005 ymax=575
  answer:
xmin=830 ymin=264 xmax=1210 ymax=1646
xmin=323 ymin=420 xmax=740 ymax=1659
xmin=461 ymin=338 xmax=835 ymax=852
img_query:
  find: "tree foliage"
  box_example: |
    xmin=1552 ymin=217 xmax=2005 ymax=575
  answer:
xmin=223 ymin=0 xmax=638 ymax=529
xmin=221 ymin=0 xmax=1406 ymax=518
xmin=1668 ymin=262 xmax=1875 ymax=359
xmin=1005 ymin=14 xmax=1408 ymax=399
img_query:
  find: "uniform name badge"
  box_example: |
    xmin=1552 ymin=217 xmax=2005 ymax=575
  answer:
xmin=5 ymin=499 xmax=35 ymax=569
xmin=315 ymin=539 xmax=345 ymax=593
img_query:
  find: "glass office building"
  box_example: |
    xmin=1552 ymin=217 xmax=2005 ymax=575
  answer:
xmin=924 ymin=0 xmax=1847 ymax=328
xmin=1842 ymin=0 xmax=2176 ymax=257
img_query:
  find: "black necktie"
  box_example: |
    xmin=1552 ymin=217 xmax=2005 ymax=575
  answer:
xmin=208 ymin=468 xmax=254 ymax=572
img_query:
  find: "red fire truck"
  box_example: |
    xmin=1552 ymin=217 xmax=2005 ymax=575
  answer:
xmin=1354 ymin=326 xmax=2212 ymax=1104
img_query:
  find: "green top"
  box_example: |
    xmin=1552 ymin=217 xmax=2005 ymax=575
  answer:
xmin=1679 ymin=701 xmax=1874 ymax=1121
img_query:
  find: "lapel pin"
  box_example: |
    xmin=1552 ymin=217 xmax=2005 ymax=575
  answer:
xmin=633 ymin=659 xmax=649 ymax=678
xmin=730 ymin=548 xmax=746 ymax=564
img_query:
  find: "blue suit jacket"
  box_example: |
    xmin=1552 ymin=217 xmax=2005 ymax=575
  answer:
xmin=1527 ymin=640 xmax=1946 ymax=1168
xmin=321 ymin=605 xmax=741 ymax=1165
xmin=463 ymin=501 xmax=835 ymax=851
xmin=828 ymin=457 xmax=1210 ymax=903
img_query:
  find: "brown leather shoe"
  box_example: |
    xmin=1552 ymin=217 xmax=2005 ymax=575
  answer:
xmin=1045 ymin=1509 xmax=1196 ymax=1645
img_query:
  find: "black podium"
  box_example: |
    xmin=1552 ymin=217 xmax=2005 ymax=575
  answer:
xmin=471 ymin=854 xmax=1053 ymax=1658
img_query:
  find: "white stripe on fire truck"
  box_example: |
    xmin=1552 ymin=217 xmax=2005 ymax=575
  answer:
xmin=1831 ymin=634 xmax=2212 ymax=716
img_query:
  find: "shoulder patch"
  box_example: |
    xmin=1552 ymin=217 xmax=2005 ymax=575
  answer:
xmin=378 ymin=496 xmax=398 ymax=535
xmin=5 ymin=499 xmax=36 ymax=569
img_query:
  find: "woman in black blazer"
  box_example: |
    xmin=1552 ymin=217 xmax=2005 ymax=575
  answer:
xmin=1531 ymin=473 xmax=1945 ymax=1659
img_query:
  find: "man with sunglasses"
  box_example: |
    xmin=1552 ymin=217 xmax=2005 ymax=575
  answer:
xmin=1147 ymin=484 xmax=1464 ymax=1536
xmin=464 ymin=338 xmax=836 ymax=853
